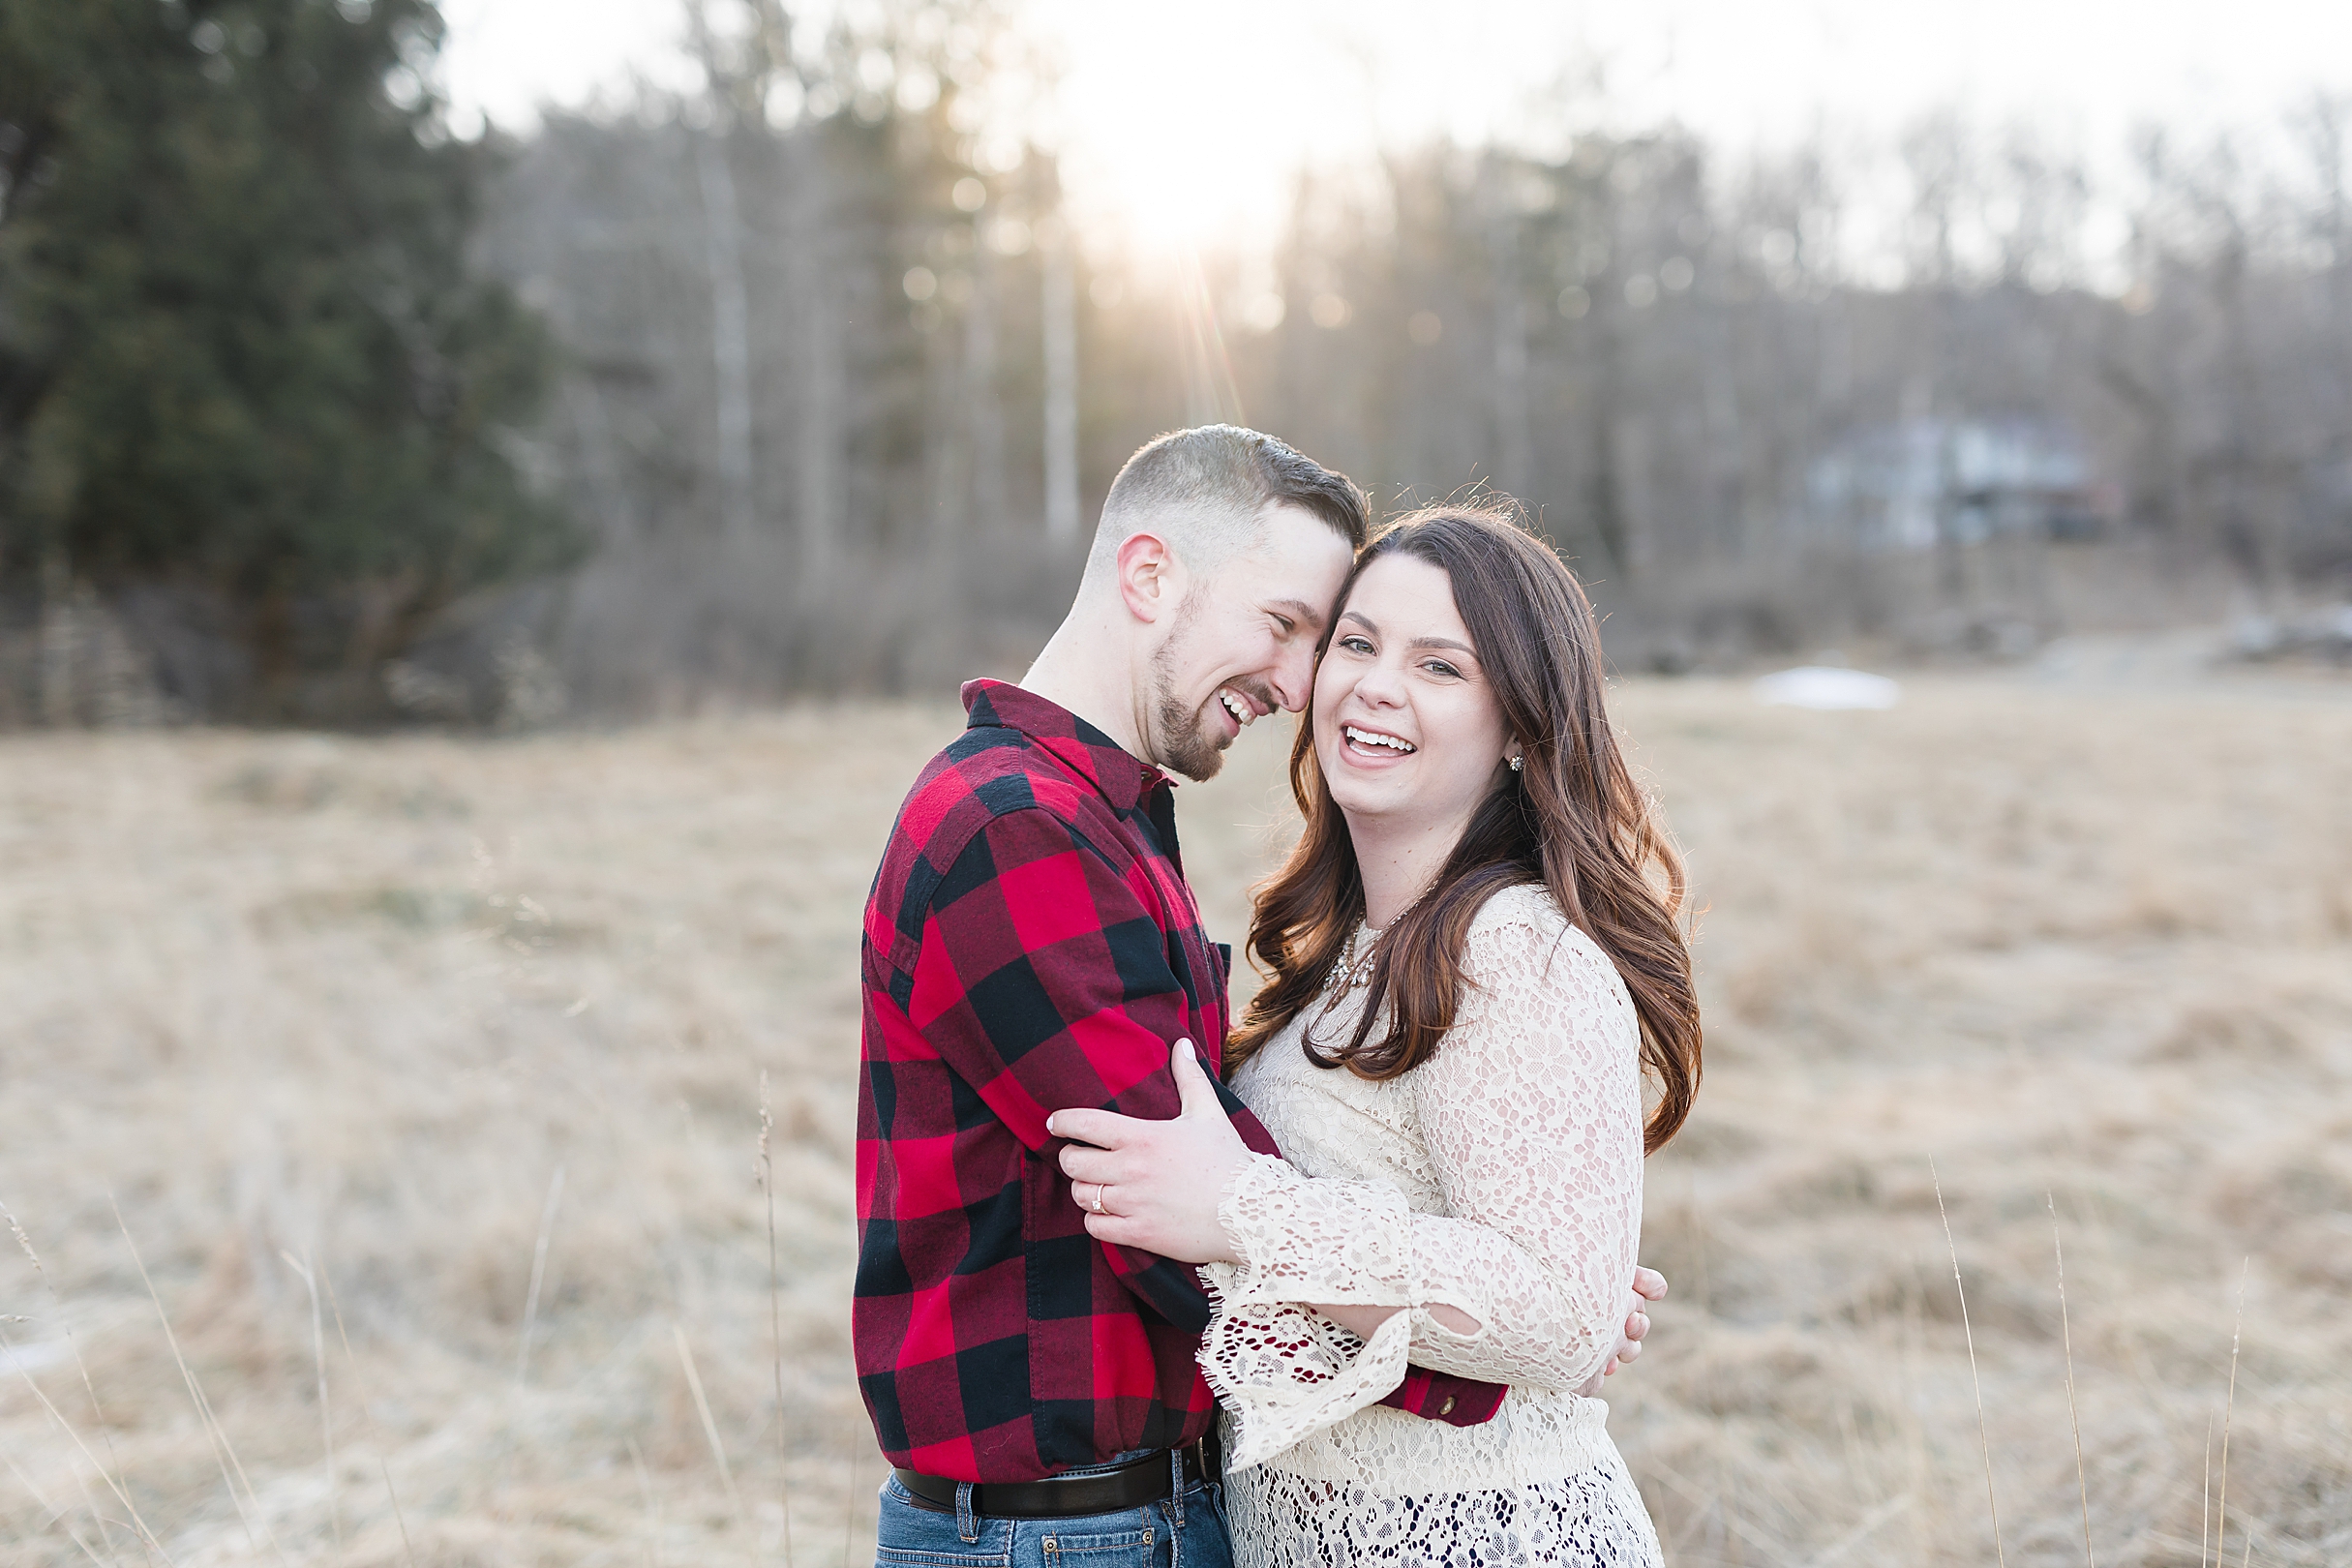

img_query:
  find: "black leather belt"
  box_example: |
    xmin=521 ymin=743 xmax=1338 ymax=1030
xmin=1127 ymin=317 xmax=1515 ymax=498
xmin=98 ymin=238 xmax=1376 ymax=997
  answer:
xmin=893 ymin=1437 xmax=1215 ymax=1520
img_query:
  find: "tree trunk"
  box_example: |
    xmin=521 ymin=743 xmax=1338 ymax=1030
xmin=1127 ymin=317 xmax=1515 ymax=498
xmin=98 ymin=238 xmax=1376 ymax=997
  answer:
xmin=1488 ymin=186 xmax=1532 ymax=502
xmin=1042 ymin=237 xmax=1081 ymax=546
xmin=695 ymin=126 xmax=757 ymax=542
xmin=964 ymin=236 xmax=1008 ymax=542
xmin=791 ymin=128 xmax=838 ymax=583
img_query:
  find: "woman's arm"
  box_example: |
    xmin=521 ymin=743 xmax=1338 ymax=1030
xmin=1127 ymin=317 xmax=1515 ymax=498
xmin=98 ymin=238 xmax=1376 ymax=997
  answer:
xmin=1395 ymin=909 xmax=1648 ymax=1386
xmin=1197 ymin=907 xmax=1644 ymax=1393
xmin=1053 ymin=903 xmax=1649 ymax=1465
xmin=1052 ymin=1035 xmax=1660 ymax=1367
xmin=1311 ymin=1299 xmax=1481 ymax=1337
xmin=1312 ymin=1286 xmax=1659 ymax=1398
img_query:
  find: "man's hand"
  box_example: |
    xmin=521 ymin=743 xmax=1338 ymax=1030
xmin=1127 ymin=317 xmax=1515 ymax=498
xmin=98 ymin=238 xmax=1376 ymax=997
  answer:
xmin=1577 ymin=1266 xmax=1667 ymax=1397
xmin=1049 ymin=1040 xmax=1251 ymax=1264
xmin=1053 ymin=1041 xmax=1672 ymax=1378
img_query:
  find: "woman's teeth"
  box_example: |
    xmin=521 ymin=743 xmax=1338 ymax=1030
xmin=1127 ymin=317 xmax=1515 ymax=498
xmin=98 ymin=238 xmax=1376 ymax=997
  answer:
xmin=1343 ymin=725 xmax=1415 ymax=753
xmin=1221 ymin=691 xmax=1254 ymax=727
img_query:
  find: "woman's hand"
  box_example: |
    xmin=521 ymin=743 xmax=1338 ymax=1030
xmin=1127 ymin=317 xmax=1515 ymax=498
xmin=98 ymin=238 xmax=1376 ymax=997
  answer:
xmin=1048 ymin=1040 xmax=1250 ymax=1264
xmin=1575 ymin=1266 xmax=1667 ymax=1396
xmin=1312 ymin=1265 xmax=1664 ymax=1360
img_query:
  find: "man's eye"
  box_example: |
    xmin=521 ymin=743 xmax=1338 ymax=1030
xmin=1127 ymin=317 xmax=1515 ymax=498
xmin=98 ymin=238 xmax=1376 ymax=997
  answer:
xmin=1271 ymin=615 xmax=1296 ymax=635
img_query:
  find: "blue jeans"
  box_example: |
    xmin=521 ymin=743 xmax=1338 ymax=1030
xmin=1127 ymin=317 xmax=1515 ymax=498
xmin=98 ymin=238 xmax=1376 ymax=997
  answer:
xmin=874 ymin=1464 xmax=1231 ymax=1568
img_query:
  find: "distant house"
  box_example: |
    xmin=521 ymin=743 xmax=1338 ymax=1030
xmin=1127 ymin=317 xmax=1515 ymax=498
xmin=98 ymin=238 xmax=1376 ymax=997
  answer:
xmin=1804 ymin=418 xmax=2112 ymax=552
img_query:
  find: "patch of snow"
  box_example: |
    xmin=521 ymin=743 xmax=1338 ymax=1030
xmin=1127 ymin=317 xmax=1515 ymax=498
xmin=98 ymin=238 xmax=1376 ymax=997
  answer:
xmin=1754 ymin=666 xmax=1901 ymax=710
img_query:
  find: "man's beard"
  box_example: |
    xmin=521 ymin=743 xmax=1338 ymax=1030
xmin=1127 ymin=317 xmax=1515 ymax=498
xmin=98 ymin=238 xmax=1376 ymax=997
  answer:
xmin=1151 ymin=673 xmax=1229 ymax=782
xmin=1145 ymin=596 xmax=1272 ymax=783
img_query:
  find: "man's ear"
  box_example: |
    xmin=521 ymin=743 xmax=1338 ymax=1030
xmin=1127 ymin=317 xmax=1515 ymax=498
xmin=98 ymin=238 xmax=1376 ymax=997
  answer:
xmin=1113 ymin=529 xmax=1187 ymax=625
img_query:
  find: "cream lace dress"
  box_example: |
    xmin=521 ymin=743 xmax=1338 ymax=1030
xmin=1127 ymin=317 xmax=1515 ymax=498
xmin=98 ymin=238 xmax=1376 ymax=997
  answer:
xmin=1201 ymin=884 xmax=1662 ymax=1568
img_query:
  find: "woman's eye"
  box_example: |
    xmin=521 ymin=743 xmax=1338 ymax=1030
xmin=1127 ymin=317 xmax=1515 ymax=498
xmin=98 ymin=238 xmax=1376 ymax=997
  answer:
xmin=1339 ymin=636 xmax=1373 ymax=654
xmin=1423 ymin=659 xmax=1462 ymax=678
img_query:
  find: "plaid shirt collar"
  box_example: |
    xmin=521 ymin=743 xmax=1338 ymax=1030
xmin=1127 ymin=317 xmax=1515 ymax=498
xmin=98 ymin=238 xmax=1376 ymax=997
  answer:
xmin=960 ymin=679 xmax=1169 ymax=816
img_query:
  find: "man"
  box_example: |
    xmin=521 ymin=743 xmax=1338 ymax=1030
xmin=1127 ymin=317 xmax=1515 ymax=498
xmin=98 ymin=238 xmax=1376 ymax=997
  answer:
xmin=856 ymin=427 xmax=1657 ymax=1562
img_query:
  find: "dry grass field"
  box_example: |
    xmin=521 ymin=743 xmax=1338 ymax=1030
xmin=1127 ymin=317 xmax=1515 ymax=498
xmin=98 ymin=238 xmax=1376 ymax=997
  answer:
xmin=2 ymin=670 xmax=2348 ymax=1567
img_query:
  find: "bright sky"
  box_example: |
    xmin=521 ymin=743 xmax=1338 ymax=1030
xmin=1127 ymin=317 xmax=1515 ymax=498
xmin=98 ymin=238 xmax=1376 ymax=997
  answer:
xmin=439 ymin=0 xmax=2352 ymax=250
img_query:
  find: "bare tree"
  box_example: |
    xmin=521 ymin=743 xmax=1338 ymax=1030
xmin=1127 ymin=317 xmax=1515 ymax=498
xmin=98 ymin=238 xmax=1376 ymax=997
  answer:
xmin=1040 ymin=226 xmax=1080 ymax=546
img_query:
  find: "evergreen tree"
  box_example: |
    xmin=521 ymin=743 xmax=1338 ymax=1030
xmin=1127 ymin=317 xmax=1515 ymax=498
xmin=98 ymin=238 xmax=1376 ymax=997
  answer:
xmin=0 ymin=0 xmax=570 ymax=716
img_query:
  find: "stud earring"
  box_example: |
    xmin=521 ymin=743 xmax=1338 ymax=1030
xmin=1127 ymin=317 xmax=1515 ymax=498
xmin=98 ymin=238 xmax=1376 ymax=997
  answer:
xmin=1508 ymin=754 xmax=1524 ymax=772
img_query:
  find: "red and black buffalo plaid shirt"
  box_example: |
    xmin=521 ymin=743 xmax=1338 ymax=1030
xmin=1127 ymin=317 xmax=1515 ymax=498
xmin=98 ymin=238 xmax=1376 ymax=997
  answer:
xmin=856 ymin=680 xmax=1505 ymax=1482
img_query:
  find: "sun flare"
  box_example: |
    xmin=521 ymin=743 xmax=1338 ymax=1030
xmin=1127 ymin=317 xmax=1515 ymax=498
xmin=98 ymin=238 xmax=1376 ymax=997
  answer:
xmin=1031 ymin=0 xmax=1381 ymax=256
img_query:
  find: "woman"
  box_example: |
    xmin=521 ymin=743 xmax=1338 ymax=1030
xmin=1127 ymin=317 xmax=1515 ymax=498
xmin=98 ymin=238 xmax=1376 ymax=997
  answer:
xmin=1048 ymin=504 xmax=1702 ymax=1566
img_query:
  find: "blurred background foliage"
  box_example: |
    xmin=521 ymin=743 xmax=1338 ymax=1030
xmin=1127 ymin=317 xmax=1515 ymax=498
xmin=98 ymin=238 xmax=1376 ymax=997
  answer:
xmin=0 ymin=0 xmax=569 ymax=721
xmin=3 ymin=0 xmax=2351 ymax=724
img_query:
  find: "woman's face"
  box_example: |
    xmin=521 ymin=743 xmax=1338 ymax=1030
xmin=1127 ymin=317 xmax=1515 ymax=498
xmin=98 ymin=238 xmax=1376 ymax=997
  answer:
xmin=1312 ymin=552 xmax=1514 ymax=835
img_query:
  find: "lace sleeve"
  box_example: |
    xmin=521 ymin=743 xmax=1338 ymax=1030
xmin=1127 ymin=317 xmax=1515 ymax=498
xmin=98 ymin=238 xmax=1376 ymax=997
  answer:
xmin=1403 ymin=906 xmax=1645 ymax=1384
xmin=1196 ymin=892 xmax=1646 ymax=1470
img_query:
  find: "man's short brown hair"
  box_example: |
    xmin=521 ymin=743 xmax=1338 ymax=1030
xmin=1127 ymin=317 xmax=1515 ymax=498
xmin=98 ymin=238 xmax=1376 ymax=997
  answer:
xmin=1087 ymin=425 xmax=1369 ymax=580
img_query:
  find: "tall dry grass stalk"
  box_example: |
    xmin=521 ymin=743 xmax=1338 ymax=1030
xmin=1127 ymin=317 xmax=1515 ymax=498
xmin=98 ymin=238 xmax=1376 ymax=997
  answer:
xmin=1933 ymin=1157 xmax=2009 ymax=1568
xmin=2 ymin=1204 xmax=158 ymax=1560
xmin=280 ymin=1251 xmax=341 ymax=1560
xmin=2203 ymin=1419 xmax=2216 ymax=1568
xmin=675 ymin=1322 xmax=743 ymax=1529
xmin=760 ymin=1072 xmax=797 ymax=1568
xmin=515 ymin=1164 xmax=566 ymax=1389
xmin=2049 ymin=1196 xmax=2095 ymax=1568
xmin=0 ymin=676 xmax=2345 ymax=1563
xmin=317 ymin=1260 xmax=416 ymax=1568
xmin=2217 ymin=1260 xmax=2247 ymax=1568
xmin=113 ymin=1193 xmax=280 ymax=1562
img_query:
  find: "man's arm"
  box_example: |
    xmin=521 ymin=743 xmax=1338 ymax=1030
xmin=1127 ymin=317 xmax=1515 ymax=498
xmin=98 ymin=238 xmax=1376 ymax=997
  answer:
xmin=905 ymin=806 xmax=1260 ymax=1327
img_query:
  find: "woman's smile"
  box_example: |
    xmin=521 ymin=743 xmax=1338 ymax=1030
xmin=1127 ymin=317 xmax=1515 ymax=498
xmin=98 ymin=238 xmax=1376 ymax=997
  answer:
xmin=1337 ymin=719 xmax=1418 ymax=766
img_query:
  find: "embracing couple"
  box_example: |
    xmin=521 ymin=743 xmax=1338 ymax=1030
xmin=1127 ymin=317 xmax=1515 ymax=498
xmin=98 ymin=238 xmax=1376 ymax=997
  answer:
xmin=856 ymin=425 xmax=1702 ymax=1567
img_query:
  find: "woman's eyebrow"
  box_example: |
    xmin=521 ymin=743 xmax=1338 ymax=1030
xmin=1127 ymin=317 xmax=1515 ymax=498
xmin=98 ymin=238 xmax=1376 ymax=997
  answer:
xmin=1340 ymin=611 xmax=1472 ymax=656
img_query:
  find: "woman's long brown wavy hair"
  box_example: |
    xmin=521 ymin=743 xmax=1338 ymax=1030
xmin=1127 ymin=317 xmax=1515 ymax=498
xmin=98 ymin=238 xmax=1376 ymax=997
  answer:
xmin=1225 ymin=503 xmax=1702 ymax=1154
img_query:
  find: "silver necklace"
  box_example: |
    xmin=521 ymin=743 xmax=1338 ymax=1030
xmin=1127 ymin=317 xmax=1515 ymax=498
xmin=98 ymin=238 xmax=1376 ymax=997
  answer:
xmin=1325 ymin=877 xmax=1435 ymax=1000
xmin=1328 ymin=924 xmax=1378 ymax=997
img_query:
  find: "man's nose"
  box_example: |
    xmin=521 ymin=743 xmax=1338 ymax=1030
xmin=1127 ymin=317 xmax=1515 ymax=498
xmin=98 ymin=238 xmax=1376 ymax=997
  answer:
xmin=1271 ymin=642 xmax=1315 ymax=712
